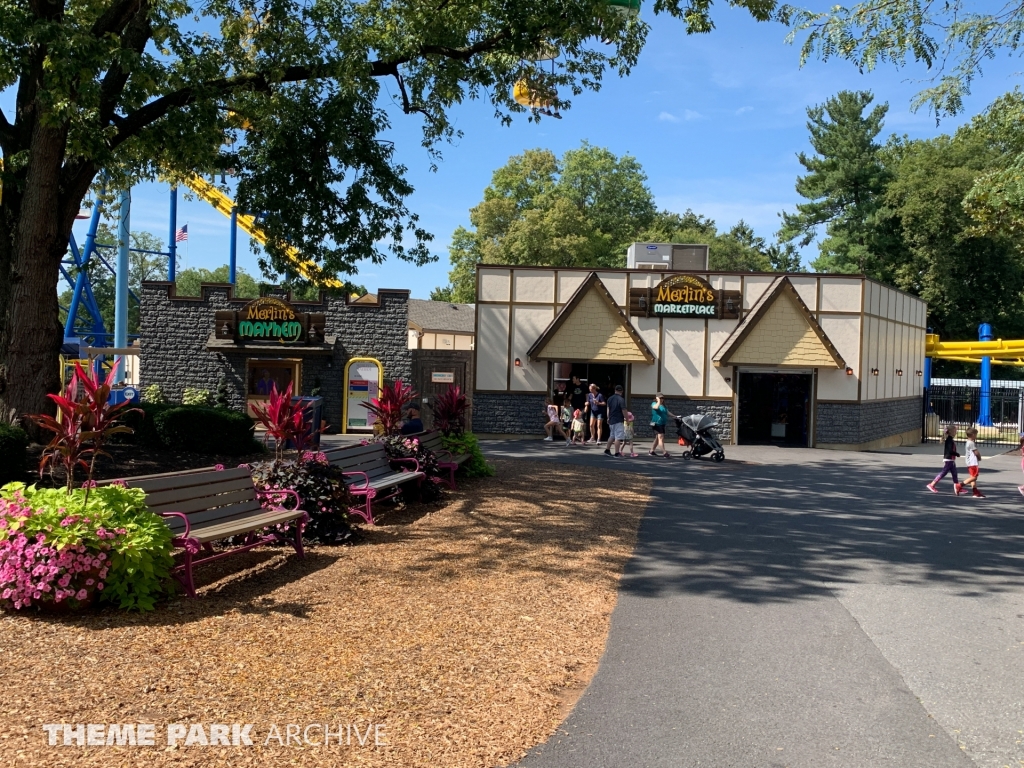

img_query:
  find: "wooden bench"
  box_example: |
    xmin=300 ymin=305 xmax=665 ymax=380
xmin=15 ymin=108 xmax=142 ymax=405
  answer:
xmin=114 ymin=466 xmax=309 ymax=598
xmin=322 ymin=442 xmax=425 ymax=525
xmin=414 ymin=431 xmax=471 ymax=490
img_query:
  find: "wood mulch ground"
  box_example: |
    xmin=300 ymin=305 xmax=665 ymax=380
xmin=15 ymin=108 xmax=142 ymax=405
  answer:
xmin=0 ymin=458 xmax=650 ymax=767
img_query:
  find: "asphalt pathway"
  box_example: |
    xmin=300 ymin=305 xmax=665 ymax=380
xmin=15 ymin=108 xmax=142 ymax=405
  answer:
xmin=486 ymin=440 xmax=1024 ymax=768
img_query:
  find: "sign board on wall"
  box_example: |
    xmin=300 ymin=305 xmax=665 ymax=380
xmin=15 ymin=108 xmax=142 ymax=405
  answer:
xmin=214 ymin=297 xmax=326 ymax=345
xmin=628 ymin=275 xmax=741 ymax=320
xmin=343 ymin=358 xmax=383 ymax=433
xmin=431 ymin=372 xmax=455 ymax=383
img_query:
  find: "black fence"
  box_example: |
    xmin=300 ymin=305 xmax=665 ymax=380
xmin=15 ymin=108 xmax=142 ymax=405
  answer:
xmin=924 ymin=380 xmax=1023 ymax=446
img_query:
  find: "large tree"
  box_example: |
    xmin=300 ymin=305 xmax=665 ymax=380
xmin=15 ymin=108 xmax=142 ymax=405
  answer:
xmin=0 ymin=0 xmax=779 ymax=424
xmin=778 ymin=90 xmax=896 ymax=276
xmin=436 ymin=142 xmax=658 ymax=299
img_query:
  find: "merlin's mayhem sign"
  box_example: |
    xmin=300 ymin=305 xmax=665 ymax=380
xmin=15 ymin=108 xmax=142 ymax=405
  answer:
xmin=628 ymin=275 xmax=741 ymax=320
xmin=214 ymin=297 xmax=326 ymax=345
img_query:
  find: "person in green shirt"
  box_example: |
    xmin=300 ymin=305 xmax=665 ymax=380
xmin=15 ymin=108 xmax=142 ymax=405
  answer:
xmin=649 ymin=393 xmax=676 ymax=457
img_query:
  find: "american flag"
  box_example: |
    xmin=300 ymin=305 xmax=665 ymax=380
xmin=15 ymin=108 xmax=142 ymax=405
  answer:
xmin=175 ymin=224 xmax=188 ymax=242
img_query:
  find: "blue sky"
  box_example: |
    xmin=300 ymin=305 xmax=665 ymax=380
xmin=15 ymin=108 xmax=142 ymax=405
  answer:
xmin=7 ymin=6 xmax=1024 ymax=297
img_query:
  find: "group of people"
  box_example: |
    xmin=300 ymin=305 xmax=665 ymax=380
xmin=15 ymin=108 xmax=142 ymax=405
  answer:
xmin=927 ymin=425 xmax=994 ymax=498
xmin=543 ymin=381 xmax=680 ymax=458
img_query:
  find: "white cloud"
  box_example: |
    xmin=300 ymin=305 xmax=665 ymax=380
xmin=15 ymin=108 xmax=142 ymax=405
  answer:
xmin=684 ymin=109 xmax=704 ymax=121
xmin=658 ymin=111 xmax=680 ymax=123
xmin=736 ymin=106 xmax=754 ymax=115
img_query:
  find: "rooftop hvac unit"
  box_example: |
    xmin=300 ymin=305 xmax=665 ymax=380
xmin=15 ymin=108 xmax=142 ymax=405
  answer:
xmin=627 ymin=243 xmax=709 ymax=271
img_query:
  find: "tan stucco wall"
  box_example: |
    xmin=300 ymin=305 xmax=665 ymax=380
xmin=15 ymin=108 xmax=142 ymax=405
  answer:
xmin=727 ymin=290 xmax=838 ymax=367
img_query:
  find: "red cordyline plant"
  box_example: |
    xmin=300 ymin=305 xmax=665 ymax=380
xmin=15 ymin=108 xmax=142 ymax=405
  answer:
xmin=431 ymin=384 xmax=468 ymax=436
xmin=362 ymin=380 xmax=418 ymax=436
xmin=30 ymin=362 xmax=139 ymax=494
xmin=250 ymin=382 xmax=325 ymax=459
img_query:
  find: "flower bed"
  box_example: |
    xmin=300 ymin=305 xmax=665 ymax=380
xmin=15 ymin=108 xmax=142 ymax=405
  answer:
xmin=248 ymin=452 xmax=354 ymax=544
xmin=0 ymin=483 xmax=175 ymax=612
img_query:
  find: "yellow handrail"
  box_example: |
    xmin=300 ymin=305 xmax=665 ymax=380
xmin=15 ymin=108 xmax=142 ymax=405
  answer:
xmin=925 ymin=333 xmax=1024 ymax=364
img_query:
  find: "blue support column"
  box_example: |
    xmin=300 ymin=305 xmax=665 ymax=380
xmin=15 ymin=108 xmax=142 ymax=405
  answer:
xmin=979 ymin=322 xmax=993 ymax=427
xmin=168 ymin=186 xmax=178 ymax=281
xmin=229 ymin=206 xmax=238 ymax=284
xmin=65 ymin=192 xmax=106 ymax=340
xmin=114 ymin=189 xmax=131 ymax=382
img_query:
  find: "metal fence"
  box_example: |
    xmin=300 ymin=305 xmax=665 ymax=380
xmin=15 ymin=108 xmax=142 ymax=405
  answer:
xmin=923 ymin=380 xmax=1023 ymax=446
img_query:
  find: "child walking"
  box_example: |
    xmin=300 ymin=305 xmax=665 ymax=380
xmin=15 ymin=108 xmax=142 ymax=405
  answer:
xmin=560 ymin=401 xmax=573 ymax=439
xmin=962 ymin=427 xmax=985 ymax=498
xmin=927 ymin=425 xmax=963 ymax=495
xmin=543 ymin=397 xmax=569 ymax=444
xmin=623 ymin=411 xmax=638 ymax=457
xmin=571 ymin=409 xmax=586 ymax=445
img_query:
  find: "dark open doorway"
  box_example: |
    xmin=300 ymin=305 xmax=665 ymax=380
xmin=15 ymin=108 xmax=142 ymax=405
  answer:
xmin=552 ymin=362 xmax=628 ymax=408
xmin=738 ymin=372 xmax=813 ymax=446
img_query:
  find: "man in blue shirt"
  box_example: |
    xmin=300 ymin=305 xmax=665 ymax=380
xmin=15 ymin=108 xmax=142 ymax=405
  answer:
xmin=604 ymin=385 xmax=626 ymax=457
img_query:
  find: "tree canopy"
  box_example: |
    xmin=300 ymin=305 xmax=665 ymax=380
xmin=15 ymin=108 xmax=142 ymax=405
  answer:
xmin=435 ymin=143 xmax=795 ymax=301
xmin=0 ymin=0 xmax=781 ymax=419
xmin=778 ymin=90 xmax=895 ymax=275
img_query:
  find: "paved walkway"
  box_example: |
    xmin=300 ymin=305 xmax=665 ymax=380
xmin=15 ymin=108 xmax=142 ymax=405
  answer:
xmin=485 ymin=440 xmax=1024 ymax=768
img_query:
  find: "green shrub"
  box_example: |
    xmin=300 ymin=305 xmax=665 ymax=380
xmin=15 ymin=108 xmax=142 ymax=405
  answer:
xmin=141 ymin=384 xmax=166 ymax=404
xmin=0 ymin=424 xmax=28 ymax=485
xmin=117 ymin=402 xmax=173 ymax=447
xmin=441 ymin=432 xmax=494 ymax=478
xmin=154 ymin=406 xmax=261 ymax=455
xmin=0 ymin=483 xmax=175 ymax=611
xmin=248 ymin=454 xmax=354 ymax=543
xmin=181 ymin=387 xmax=211 ymax=406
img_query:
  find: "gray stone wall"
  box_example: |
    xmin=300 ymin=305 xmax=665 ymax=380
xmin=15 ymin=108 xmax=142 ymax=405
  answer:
xmin=139 ymin=283 xmax=411 ymax=432
xmin=472 ymin=391 xmax=733 ymax=444
xmin=472 ymin=393 xmax=549 ymax=434
xmin=816 ymin=397 xmax=922 ymax=445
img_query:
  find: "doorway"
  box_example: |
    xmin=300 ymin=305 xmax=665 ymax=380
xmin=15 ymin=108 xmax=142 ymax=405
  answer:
xmin=738 ymin=371 xmax=813 ymax=446
xmin=552 ymin=362 xmax=628 ymax=408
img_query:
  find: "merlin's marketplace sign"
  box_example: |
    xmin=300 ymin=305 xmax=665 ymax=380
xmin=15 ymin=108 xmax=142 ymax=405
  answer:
xmin=628 ymin=274 xmax=741 ymax=320
xmin=214 ymin=298 xmax=326 ymax=345
xmin=653 ymin=275 xmax=718 ymax=316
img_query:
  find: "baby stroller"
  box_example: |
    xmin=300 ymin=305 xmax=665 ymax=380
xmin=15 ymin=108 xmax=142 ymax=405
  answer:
xmin=675 ymin=414 xmax=725 ymax=463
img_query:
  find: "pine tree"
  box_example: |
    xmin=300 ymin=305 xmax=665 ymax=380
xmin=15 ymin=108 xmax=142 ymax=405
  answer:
xmin=779 ymin=91 xmax=895 ymax=276
xmin=215 ymin=377 xmax=230 ymax=409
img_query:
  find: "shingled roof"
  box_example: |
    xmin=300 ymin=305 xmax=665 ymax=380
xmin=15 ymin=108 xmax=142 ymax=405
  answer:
xmin=407 ymin=299 xmax=476 ymax=335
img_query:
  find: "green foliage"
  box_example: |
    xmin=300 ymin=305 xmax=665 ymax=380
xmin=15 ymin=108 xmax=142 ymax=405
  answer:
xmin=641 ymin=210 xmax=792 ymax=272
xmin=437 ymin=143 xmax=658 ymax=300
xmin=0 ymin=424 xmax=28 ymax=486
xmin=881 ymin=130 xmax=1024 ymax=343
xmin=117 ymin=403 xmax=173 ymax=449
xmin=215 ymin=378 xmax=230 ymax=409
xmin=779 ymin=0 xmax=1024 ymax=117
xmin=181 ymin=388 xmax=211 ymax=406
xmin=0 ymin=483 xmax=175 ymax=611
xmin=248 ymin=455 xmax=354 ymax=543
xmin=778 ymin=90 xmax=895 ymax=275
xmin=153 ymin=407 xmax=261 ymax=456
xmin=441 ymin=433 xmax=494 ymax=478
xmin=141 ymin=384 xmax=166 ymax=405
xmin=176 ymin=266 xmax=260 ymax=298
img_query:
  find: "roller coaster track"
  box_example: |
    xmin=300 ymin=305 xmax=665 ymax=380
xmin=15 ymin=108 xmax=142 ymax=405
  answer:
xmin=926 ymin=334 xmax=1024 ymax=366
xmin=181 ymin=173 xmax=343 ymax=288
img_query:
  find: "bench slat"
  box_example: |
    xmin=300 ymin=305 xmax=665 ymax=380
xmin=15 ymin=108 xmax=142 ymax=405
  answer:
xmin=129 ymin=467 xmax=252 ymax=494
xmin=144 ymin=487 xmax=258 ymax=516
xmin=189 ymin=508 xmax=306 ymax=543
xmin=142 ymin=476 xmax=256 ymax=508
xmin=160 ymin=499 xmax=265 ymax=533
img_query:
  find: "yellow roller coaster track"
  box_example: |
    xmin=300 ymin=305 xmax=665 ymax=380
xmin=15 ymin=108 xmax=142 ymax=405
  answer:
xmin=926 ymin=334 xmax=1024 ymax=366
xmin=181 ymin=174 xmax=343 ymax=288
xmin=0 ymin=159 xmax=341 ymax=289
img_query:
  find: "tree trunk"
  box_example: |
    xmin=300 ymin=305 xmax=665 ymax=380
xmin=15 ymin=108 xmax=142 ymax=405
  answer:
xmin=0 ymin=126 xmax=83 ymax=431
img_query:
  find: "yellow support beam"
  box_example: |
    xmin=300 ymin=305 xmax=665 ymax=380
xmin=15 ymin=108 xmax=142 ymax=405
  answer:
xmin=181 ymin=174 xmax=342 ymax=288
xmin=926 ymin=333 xmax=1024 ymax=361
